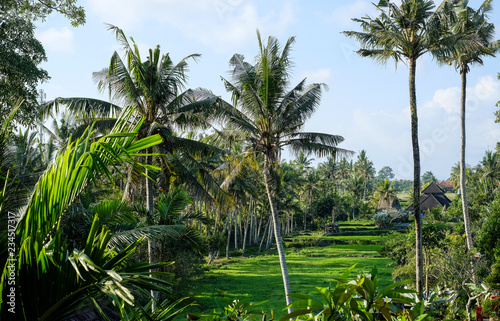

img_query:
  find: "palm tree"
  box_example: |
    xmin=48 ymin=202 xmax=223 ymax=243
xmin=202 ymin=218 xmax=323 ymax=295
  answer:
xmin=345 ymin=173 xmax=365 ymax=220
xmin=293 ymin=151 xmax=315 ymax=173
xmin=45 ymin=25 xmax=225 ymax=208
xmin=443 ymin=0 xmax=499 ymax=250
xmin=318 ymin=156 xmax=340 ymax=192
xmin=376 ymin=179 xmax=398 ymax=211
xmin=220 ymin=31 xmax=351 ymax=310
xmin=479 ymin=150 xmax=500 ymax=194
xmin=354 ymin=150 xmax=375 ymax=200
xmin=344 ymin=0 xmax=461 ymax=296
xmin=45 ymin=26 xmax=226 ymax=305
xmin=303 ymin=170 xmax=319 ymax=230
xmin=93 ymin=25 xmax=225 ymax=208
xmin=337 ymin=158 xmax=353 ymax=195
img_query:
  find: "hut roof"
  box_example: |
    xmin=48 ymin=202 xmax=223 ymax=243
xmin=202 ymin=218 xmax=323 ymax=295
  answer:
xmin=407 ymin=182 xmax=451 ymax=212
xmin=422 ymin=182 xmax=445 ymax=194
xmin=377 ymin=196 xmax=401 ymax=210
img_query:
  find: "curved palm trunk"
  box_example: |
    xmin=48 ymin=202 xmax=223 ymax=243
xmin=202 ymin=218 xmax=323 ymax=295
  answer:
xmin=263 ymin=154 xmax=293 ymax=312
xmin=460 ymin=68 xmax=473 ymax=250
xmin=409 ymin=57 xmax=423 ymax=297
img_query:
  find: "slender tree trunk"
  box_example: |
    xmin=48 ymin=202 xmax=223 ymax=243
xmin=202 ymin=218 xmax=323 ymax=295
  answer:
xmin=122 ymin=166 xmax=134 ymax=202
xmin=258 ymin=218 xmax=270 ymax=254
xmin=249 ymin=205 xmax=254 ymax=246
xmin=409 ymin=57 xmax=423 ymax=297
xmin=234 ymin=211 xmax=239 ymax=250
xmin=266 ymin=217 xmax=273 ymax=249
xmin=460 ymin=68 xmax=473 ymax=250
xmin=303 ymin=206 xmax=307 ymax=230
xmin=242 ymin=213 xmax=250 ymax=257
xmin=208 ymin=211 xmax=230 ymax=265
xmin=226 ymin=211 xmax=232 ymax=260
xmin=424 ymin=247 xmax=429 ymax=298
xmin=256 ymin=211 xmax=263 ymax=245
xmin=263 ymin=154 xmax=293 ymax=312
xmin=145 ymin=149 xmax=157 ymax=312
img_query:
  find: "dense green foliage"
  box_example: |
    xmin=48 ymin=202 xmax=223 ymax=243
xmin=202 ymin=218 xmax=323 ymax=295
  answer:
xmin=0 ymin=0 xmax=85 ymax=127
xmin=1 ymin=0 xmax=500 ymax=320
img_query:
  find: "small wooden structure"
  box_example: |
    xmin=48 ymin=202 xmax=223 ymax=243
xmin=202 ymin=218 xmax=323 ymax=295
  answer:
xmin=407 ymin=182 xmax=452 ymax=212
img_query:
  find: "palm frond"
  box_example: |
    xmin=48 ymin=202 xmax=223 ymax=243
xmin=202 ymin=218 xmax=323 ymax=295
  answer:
xmin=42 ymin=97 xmax=121 ymax=120
xmin=286 ymin=132 xmax=353 ymax=159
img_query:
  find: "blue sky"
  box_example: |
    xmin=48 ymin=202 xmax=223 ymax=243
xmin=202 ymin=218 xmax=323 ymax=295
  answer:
xmin=35 ymin=0 xmax=500 ymax=180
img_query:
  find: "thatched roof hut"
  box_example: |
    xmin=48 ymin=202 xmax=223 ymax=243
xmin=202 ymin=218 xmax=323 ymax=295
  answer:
xmin=377 ymin=196 xmax=401 ymax=210
xmin=407 ymin=182 xmax=451 ymax=212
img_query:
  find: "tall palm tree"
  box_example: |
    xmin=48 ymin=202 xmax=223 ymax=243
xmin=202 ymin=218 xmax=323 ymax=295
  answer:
xmin=303 ymin=170 xmax=319 ymax=230
xmin=94 ymin=25 xmax=225 ymax=209
xmin=344 ymin=0 xmax=462 ymax=296
xmin=345 ymin=173 xmax=365 ymax=220
xmin=337 ymin=158 xmax=353 ymax=195
xmin=45 ymin=25 xmax=226 ymax=309
xmin=44 ymin=25 xmax=225 ymax=209
xmin=220 ymin=31 xmax=351 ymax=310
xmin=354 ymin=150 xmax=375 ymax=200
xmin=376 ymin=179 xmax=398 ymax=211
xmin=318 ymin=156 xmax=340 ymax=192
xmin=443 ymin=0 xmax=498 ymax=250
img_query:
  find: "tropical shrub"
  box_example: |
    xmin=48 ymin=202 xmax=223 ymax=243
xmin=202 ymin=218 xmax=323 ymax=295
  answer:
xmin=281 ymin=265 xmax=416 ymax=321
xmin=0 ymin=111 xmax=177 ymax=320
xmin=373 ymin=212 xmax=392 ymax=228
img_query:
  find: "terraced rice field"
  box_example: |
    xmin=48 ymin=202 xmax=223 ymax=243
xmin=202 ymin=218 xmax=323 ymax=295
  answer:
xmin=186 ymin=221 xmax=401 ymax=319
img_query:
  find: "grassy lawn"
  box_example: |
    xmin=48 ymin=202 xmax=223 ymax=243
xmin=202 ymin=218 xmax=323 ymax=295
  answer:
xmin=186 ymin=222 xmax=395 ymax=319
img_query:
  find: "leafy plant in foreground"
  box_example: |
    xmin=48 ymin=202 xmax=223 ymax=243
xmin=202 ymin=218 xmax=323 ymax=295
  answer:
xmin=281 ymin=265 xmax=416 ymax=321
xmin=0 ymin=108 xmax=175 ymax=320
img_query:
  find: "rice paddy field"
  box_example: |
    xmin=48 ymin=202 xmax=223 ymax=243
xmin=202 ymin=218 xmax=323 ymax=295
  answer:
xmin=185 ymin=221 xmax=401 ymax=319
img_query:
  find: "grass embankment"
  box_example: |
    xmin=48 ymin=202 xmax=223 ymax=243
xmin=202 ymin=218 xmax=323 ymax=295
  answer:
xmin=187 ymin=221 xmax=399 ymax=319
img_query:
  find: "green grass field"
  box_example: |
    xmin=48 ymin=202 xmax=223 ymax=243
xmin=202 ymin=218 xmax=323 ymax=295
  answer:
xmin=185 ymin=221 xmax=396 ymax=319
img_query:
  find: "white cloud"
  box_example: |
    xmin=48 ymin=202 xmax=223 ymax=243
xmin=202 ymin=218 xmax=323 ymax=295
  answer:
xmin=87 ymin=0 xmax=296 ymax=52
xmin=423 ymin=75 xmax=500 ymax=116
xmin=36 ymin=27 xmax=75 ymax=53
xmin=425 ymin=87 xmax=461 ymax=114
xmin=337 ymin=75 xmax=500 ymax=179
xmin=302 ymin=68 xmax=332 ymax=84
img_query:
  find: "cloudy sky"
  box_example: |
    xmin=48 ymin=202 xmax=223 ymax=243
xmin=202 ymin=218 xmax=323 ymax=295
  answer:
xmin=35 ymin=0 xmax=500 ymax=180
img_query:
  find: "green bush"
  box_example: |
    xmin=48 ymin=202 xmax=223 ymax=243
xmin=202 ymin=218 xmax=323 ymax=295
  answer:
xmin=372 ymin=212 xmax=392 ymax=228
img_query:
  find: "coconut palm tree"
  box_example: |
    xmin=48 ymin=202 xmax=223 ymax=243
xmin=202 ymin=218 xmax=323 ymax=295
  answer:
xmin=337 ymin=158 xmax=353 ymax=195
xmin=442 ymin=0 xmax=499 ymax=250
xmin=303 ymin=170 xmax=319 ymax=230
xmin=376 ymin=179 xmax=398 ymax=211
xmin=344 ymin=0 xmax=463 ymax=296
xmin=220 ymin=31 xmax=351 ymax=310
xmin=45 ymin=26 xmax=226 ymax=306
xmin=479 ymin=150 xmax=500 ymax=195
xmin=345 ymin=173 xmax=365 ymax=220
xmin=318 ymin=156 xmax=340 ymax=193
xmin=44 ymin=25 xmax=225 ymax=209
xmin=354 ymin=150 xmax=375 ymax=200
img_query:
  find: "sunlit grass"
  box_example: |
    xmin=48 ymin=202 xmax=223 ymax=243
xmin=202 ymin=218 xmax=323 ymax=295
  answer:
xmin=187 ymin=224 xmax=395 ymax=319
